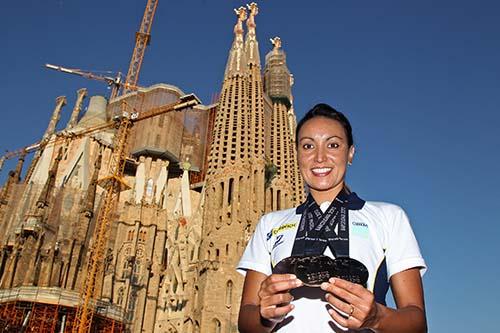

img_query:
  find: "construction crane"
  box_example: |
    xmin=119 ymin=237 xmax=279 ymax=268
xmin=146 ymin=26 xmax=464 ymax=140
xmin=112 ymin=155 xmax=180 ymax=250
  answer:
xmin=0 ymin=143 xmax=39 ymax=173
xmin=3 ymin=2 xmax=162 ymax=328
xmin=72 ymin=1 xmax=160 ymax=331
xmin=45 ymin=64 xmax=145 ymax=100
xmin=72 ymin=93 xmax=200 ymax=333
xmin=45 ymin=64 xmax=123 ymax=100
xmin=2 ymin=0 xmax=158 ymax=177
xmin=123 ymin=0 xmax=159 ymax=95
xmin=0 ymin=92 xmax=200 ymax=174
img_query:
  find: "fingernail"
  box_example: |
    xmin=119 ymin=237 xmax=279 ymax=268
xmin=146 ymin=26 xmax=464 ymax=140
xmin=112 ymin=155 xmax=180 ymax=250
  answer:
xmin=320 ymin=282 xmax=328 ymax=290
xmin=324 ymin=293 xmax=330 ymax=301
xmin=289 ymin=274 xmax=296 ymax=279
xmin=328 ymin=308 xmax=334 ymax=315
xmin=329 ymin=278 xmax=336 ymax=284
xmin=295 ymin=279 xmax=303 ymax=286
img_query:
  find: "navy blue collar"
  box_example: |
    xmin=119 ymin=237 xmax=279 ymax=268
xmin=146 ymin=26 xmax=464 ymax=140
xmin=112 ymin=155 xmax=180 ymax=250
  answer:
xmin=296 ymin=190 xmax=365 ymax=214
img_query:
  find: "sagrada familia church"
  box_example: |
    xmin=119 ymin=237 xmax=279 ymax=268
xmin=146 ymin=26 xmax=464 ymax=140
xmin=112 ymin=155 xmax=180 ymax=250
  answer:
xmin=0 ymin=3 xmax=304 ymax=332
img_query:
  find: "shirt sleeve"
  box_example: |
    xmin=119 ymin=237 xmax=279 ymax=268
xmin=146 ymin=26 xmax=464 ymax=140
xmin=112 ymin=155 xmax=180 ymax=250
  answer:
xmin=385 ymin=206 xmax=427 ymax=279
xmin=237 ymin=215 xmax=272 ymax=276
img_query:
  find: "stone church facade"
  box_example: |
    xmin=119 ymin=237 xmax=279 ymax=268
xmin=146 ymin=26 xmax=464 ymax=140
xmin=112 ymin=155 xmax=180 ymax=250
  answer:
xmin=0 ymin=3 xmax=303 ymax=332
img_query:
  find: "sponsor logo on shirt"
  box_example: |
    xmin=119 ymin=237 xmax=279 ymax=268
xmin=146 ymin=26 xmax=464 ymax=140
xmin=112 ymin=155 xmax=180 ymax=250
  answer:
xmin=272 ymin=234 xmax=284 ymax=250
xmin=266 ymin=222 xmax=297 ymax=240
xmin=351 ymin=221 xmax=369 ymax=238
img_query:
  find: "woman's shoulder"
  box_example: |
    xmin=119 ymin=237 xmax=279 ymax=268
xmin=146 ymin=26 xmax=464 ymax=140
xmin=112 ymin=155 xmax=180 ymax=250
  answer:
xmin=363 ymin=200 xmax=405 ymax=212
xmin=358 ymin=200 xmax=409 ymax=224
xmin=261 ymin=207 xmax=298 ymax=224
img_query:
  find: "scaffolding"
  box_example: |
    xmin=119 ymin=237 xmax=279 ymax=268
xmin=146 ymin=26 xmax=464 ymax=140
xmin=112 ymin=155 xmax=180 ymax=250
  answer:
xmin=0 ymin=287 xmax=124 ymax=332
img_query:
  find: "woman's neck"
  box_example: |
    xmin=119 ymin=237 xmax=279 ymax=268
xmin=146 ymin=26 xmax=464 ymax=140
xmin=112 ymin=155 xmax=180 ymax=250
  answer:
xmin=309 ymin=182 xmax=344 ymax=204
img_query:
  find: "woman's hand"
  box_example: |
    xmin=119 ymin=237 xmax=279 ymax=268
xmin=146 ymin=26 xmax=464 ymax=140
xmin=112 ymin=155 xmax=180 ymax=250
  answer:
xmin=239 ymin=270 xmax=303 ymax=332
xmin=320 ymin=277 xmax=380 ymax=330
xmin=320 ymin=269 xmax=427 ymax=333
xmin=258 ymin=273 xmax=303 ymax=325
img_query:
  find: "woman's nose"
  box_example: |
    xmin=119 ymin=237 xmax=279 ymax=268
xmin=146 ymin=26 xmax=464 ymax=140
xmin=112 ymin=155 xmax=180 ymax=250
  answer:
xmin=314 ymin=147 xmax=326 ymax=162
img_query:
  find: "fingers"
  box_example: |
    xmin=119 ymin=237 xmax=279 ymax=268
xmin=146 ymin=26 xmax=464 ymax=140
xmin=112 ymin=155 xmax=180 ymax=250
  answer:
xmin=258 ymin=274 xmax=302 ymax=298
xmin=321 ymin=278 xmax=378 ymax=330
xmin=320 ymin=278 xmax=368 ymax=306
xmin=327 ymin=305 xmax=362 ymax=328
xmin=258 ymin=274 xmax=302 ymax=322
xmin=324 ymin=292 xmax=353 ymax=317
xmin=260 ymin=303 xmax=294 ymax=321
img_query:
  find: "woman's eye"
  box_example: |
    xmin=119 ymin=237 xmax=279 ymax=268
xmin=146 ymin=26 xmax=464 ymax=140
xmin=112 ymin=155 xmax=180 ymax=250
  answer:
xmin=302 ymin=143 xmax=314 ymax=149
xmin=328 ymin=142 xmax=340 ymax=149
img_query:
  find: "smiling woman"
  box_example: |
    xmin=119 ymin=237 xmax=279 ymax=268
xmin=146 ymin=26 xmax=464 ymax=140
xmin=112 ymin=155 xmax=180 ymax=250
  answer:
xmin=295 ymin=106 xmax=355 ymax=204
xmin=237 ymin=103 xmax=428 ymax=333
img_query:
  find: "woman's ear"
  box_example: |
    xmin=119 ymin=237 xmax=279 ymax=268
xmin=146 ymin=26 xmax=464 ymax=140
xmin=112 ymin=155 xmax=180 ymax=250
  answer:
xmin=348 ymin=145 xmax=355 ymax=165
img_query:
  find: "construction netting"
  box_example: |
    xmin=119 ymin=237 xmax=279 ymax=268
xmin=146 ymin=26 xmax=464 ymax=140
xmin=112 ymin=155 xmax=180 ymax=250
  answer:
xmin=107 ymin=84 xmax=213 ymax=172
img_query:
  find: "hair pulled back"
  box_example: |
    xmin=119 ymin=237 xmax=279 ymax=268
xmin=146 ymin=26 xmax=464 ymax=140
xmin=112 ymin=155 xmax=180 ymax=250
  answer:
xmin=295 ymin=103 xmax=354 ymax=147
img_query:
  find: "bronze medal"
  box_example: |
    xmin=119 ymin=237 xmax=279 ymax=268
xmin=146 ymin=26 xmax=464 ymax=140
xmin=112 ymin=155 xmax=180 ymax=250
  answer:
xmin=273 ymin=255 xmax=368 ymax=287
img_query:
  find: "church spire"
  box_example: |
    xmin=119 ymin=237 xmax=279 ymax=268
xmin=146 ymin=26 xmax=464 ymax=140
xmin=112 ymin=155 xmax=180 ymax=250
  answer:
xmin=42 ymin=96 xmax=66 ymax=141
xmin=224 ymin=7 xmax=248 ymax=78
xmin=36 ymin=147 xmax=63 ymax=209
xmin=81 ymin=152 xmax=102 ymax=218
xmin=245 ymin=2 xmax=261 ymax=68
xmin=264 ymin=38 xmax=305 ymax=209
xmin=264 ymin=36 xmax=292 ymax=106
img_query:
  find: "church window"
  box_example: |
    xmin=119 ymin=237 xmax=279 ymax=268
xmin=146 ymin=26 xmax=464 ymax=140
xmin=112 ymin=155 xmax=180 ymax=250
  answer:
xmin=228 ymin=178 xmax=234 ymax=205
xmin=212 ymin=319 xmax=221 ymax=333
xmin=220 ymin=182 xmax=224 ymax=208
xmin=226 ymin=280 xmax=233 ymax=307
xmin=146 ymin=179 xmax=154 ymax=198
xmin=162 ymin=248 xmax=168 ymax=268
xmin=138 ymin=229 xmax=147 ymax=242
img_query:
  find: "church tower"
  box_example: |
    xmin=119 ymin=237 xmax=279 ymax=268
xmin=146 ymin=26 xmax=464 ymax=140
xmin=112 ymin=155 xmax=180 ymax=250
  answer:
xmin=264 ymin=37 xmax=304 ymax=210
xmin=194 ymin=4 xmax=267 ymax=332
xmin=193 ymin=4 xmax=304 ymax=332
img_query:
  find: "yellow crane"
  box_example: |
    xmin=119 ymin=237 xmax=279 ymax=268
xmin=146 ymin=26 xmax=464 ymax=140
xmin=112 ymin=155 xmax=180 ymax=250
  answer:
xmin=44 ymin=64 xmax=123 ymax=100
xmin=71 ymin=1 xmax=162 ymax=332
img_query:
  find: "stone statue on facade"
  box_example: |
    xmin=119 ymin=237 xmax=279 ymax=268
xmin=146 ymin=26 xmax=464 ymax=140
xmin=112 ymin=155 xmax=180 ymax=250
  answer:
xmin=247 ymin=2 xmax=259 ymax=28
xmin=270 ymin=36 xmax=282 ymax=50
xmin=234 ymin=6 xmax=247 ymax=35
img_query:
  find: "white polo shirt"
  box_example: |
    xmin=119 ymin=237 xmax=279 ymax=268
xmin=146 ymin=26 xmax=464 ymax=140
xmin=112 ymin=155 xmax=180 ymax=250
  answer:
xmin=237 ymin=201 xmax=426 ymax=333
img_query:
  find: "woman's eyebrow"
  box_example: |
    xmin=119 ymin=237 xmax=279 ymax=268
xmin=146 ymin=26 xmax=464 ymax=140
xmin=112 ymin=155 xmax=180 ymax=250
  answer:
xmin=299 ymin=135 xmax=344 ymax=142
xmin=327 ymin=135 xmax=344 ymax=141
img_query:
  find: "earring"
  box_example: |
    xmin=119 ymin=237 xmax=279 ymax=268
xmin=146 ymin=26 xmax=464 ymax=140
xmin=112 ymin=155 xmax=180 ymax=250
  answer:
xmin=348 ymin=161 xmax=352 ymax=166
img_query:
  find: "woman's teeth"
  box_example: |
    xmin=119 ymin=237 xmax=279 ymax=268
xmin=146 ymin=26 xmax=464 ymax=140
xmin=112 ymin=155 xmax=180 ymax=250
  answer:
xmin=312 ymin=167 xmax=332 ymax=174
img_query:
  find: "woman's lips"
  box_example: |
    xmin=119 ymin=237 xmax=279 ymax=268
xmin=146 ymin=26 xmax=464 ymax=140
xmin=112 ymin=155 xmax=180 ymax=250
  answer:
xmin=311 ymin=167 xmax=332 ymax=176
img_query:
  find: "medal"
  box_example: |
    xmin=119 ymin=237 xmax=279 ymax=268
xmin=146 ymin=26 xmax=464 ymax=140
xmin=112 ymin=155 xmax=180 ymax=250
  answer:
xmin=273 ymin=255 xmax=368 ymax=287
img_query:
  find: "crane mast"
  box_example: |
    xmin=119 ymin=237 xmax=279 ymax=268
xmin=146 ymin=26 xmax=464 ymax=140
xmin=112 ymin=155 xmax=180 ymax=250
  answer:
xmin=72 ymin=0 xmax=160 ymax=331
xmin=123 ymin=0 xmax=159 ymax=95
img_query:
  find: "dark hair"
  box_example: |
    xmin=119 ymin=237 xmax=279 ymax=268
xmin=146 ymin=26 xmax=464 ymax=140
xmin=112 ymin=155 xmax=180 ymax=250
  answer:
xmin=295 ymin=103 xmax=354 ymax=147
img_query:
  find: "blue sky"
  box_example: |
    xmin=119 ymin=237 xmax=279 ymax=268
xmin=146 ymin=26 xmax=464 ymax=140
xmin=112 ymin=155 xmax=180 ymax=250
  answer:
xmin=2 ymin=1 xmax=499 ymax=331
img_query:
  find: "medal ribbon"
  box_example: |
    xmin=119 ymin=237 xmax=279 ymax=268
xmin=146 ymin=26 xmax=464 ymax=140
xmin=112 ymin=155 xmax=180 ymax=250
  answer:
xmin=291 ymin=189 xmax=365 ymax=257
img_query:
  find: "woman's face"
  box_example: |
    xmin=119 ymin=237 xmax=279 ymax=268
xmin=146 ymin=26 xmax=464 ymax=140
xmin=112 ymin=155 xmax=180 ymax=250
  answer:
xmin=297 ymin=116 xmax=354 ymax=203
